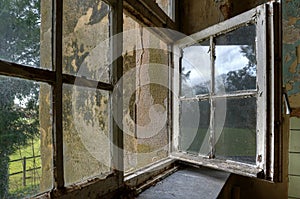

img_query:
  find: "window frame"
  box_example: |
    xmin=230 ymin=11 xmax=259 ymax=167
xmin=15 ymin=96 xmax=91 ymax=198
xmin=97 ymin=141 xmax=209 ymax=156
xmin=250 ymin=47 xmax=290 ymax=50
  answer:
xmin=0 ymin=0 xmax=124 ymax=196
xmin=0 ymin=0 xmax=178 ymax=197
xmin=171 ymin=2 xmax=281 ymax=181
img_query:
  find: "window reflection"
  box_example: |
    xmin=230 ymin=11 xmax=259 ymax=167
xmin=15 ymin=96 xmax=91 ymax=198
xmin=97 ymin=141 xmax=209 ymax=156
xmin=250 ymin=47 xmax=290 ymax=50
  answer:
xmin=215 ymin=24 xmax=257 ymax=94
xmin=181 ymin=41 xmax=210 ymax=97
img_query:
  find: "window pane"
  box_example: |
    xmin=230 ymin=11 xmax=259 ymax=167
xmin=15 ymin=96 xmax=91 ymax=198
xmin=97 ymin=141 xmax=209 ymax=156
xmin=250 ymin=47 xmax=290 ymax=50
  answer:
xmin=63 ymin=84 xmax=111 ymax=185
xmin=215 ymin=97 xmax=257 ymax=164
xmin=0 ymin=0 xmax=51 ymax=69
xmin=0 ymin=76 xmax=52 ymax=198
xmin=181 ymin=41 xmax=210 ymax=97
xmin=215 ymin=24 xmax=256 ymax=94
xmin=156 ymin=0 xmax=173 ymax=19
xmin=123 ymin=14 xmax=169 ymax=173
xmin=180 ymin=100 xmax=210 ymax=155
xmin=63 ymin=1 xmax=111 ymax=82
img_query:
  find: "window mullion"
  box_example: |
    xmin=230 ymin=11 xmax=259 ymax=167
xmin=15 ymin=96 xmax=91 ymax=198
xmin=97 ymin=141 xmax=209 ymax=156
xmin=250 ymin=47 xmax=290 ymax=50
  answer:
xmin=209 ymin=36 xmax=216 ymax=159
xmin=110 ymin=0 xmax=124 ymax=186
xmin=52 ymin=0 xmax=64 ymax=189
xmin=256 ymin=4 xmax=268 ymax=174
xmin=172 ymin=46 xmax=181 ymax=152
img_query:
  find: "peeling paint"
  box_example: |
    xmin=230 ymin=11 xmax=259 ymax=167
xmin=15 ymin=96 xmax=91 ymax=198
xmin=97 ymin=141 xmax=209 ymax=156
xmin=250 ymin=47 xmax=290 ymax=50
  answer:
xmin=286 ymin=83 xmax=293 ymax=91
xmin=289 ymin=93 xmax=300 ymax=107
xmin=283 ymin=0 xmax=300 ymax=110
xmin=289 ymin=60 xmax=297 ymax=73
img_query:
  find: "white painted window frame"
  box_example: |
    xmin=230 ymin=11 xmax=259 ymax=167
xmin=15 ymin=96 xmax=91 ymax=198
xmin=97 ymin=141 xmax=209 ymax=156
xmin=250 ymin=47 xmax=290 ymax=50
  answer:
xmin=171 ymin=2 xmax=280 ymax=181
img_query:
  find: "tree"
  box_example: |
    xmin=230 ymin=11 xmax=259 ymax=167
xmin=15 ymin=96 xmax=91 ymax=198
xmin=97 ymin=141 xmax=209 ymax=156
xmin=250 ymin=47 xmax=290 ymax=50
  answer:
xmin=0 ymin=0 xmax=40 ymax=197
xmin=224 ymin=45 xmax=257 ymax=135
xmin=225 ymin=45 xmax=256 ymax=92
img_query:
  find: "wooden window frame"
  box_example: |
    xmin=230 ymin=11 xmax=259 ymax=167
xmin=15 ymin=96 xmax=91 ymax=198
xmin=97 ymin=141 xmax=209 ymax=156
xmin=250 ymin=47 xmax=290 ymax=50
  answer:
xmin=171 ymin=2 xmax=282 ymax=182
xmin=0 ymin=0 xmax=124 ymax=197
xmin=0 ymin=0 xmax=179 ymax=197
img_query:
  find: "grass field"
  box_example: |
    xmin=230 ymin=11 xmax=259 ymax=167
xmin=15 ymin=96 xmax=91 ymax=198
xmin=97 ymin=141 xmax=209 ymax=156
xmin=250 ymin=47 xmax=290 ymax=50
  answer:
xmin=8 ymin=138 xmax=42 ymax=199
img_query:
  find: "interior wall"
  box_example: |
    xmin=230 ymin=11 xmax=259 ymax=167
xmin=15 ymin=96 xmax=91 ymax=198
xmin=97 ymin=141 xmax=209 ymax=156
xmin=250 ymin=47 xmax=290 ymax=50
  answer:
xmin=282 ymin=0 xmax=300 ymax=198
xmin=180 ymin=0 xmax=268 ymax=35
xmin=179 ymin=0 xmax=289 ymax=198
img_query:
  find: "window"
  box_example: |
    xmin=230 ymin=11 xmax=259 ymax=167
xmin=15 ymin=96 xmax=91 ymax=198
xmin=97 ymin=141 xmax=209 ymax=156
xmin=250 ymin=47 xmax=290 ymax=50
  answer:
xmin=172 ymin=2 xmax=281 ymax=181
xmin=0 ymin=0 xmax=123 ymax=198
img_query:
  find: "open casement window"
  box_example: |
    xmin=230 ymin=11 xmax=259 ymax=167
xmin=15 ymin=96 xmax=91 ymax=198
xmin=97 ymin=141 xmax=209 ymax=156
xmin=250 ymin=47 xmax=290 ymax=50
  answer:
xmin=172 ymin=2 xmax=281 ymax=181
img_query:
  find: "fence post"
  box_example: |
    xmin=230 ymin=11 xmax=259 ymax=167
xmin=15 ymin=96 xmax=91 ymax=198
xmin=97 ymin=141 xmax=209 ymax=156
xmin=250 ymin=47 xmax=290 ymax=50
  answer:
xmin=23 ymin=157 xmax=26 ymax=187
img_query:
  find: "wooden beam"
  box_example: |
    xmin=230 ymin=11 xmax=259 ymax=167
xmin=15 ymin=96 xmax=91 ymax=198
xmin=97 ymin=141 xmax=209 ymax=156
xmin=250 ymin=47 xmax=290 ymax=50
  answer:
xmin=171 ymin=153 xmax=261 ymax=178
xmin=53 ymin=0 xmax=64 ymax=189
xmin=51 ymin=174 xmax=119 ymax=198
xmin=0 ymin=60 xmax=55 ymax=84
xmin=111 ymin=0 xmax=124 ymax=188
xmin=62 ymin=74 xmax=113 ymax=91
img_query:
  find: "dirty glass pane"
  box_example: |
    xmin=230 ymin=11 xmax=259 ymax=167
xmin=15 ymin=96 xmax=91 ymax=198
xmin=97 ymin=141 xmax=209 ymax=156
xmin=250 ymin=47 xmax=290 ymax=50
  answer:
xmin=0 ymin=76 xmax=52 ymax=198
xmin=62 ymin=1 xmax=111 ymax=82
xmin=181 ymin=41 xmax=210 ymax=97
xmin=0 ymin=0 xmax=52 ymax=69
xmin=215 ymin=24 xmax=256 ymax=94
xmin=215 ymin=97 xmax=257 ymax=164
xmin=123 ymin=14 xmax=169 ymax=173
xmin=156 ymin=0 xmax=173 ymax=19
xmin=63 ymin=84 xmax=111 ymax=185
xmin=180 ymin=100 xmax=210 ymax=155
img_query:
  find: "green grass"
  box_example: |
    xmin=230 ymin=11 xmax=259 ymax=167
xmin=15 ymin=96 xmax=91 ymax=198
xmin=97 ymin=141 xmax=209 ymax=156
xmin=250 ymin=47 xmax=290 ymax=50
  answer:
xmin=8 ymin=138 xmax=42 ymax=198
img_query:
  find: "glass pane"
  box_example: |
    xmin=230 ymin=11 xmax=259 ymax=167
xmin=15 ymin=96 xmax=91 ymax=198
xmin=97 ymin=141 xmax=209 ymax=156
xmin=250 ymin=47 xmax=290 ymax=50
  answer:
xmin=63 ymin=84 xmax=111 ymax=185
xmin=63 ymin=1 xmax=110 ymax=82
xmin=180 ymin=100 xmax=210 ymax=155
xmin=0 ymin=76 xmax=52 ymax=198
xmin=215 ymin=97 xmax=257 ymax=164
xmin=181 ymin=41 xmax=211 ymax=97
xmin=215 ymin=24 xmax=256 ymax=94
xmin=0 ymin=0 xmax=51 ymax=69
xmin=156 ymin=0 xmax=172 ymax=19
xmin=123 ymin=14 xmax=169 ymax=173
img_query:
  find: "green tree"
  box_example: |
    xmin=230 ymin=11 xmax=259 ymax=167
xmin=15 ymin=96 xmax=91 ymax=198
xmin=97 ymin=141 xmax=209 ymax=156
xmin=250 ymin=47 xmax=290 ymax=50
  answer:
xmin=225 ymin=45 xmax=256 ymax=92
xmin=224 ymin=45 xmax=257 ymax=146
xmin=0 ymin=0 xmax=40 ymax=197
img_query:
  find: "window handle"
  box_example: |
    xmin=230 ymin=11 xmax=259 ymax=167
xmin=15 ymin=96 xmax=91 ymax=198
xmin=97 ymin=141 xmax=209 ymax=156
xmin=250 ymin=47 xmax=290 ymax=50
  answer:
xmin=283 ymin=89 xmax=291 ymax=115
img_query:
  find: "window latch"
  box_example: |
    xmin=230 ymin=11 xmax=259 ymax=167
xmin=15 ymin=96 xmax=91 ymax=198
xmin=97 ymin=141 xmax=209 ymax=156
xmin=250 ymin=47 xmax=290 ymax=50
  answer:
xmin=283 ymin=89 xmax=291 ymax=115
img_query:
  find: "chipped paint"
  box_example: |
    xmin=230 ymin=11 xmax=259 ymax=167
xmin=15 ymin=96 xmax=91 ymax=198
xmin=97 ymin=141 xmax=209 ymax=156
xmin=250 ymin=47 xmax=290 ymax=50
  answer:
xmin=289 ymin=93 xmax=300 ymax=107
xmin=283 ymin=0 xmax=300 ymax=111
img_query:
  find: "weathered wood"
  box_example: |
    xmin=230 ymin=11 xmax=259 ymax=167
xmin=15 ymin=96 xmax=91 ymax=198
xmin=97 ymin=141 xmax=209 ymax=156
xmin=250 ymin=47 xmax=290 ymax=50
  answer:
xmin=210 ymin=36 xmax=215 ymax=159
xmin=62 ymin=74 xmax=113 ymax=91
xmin=51 ymin=174 xmax=119 ymax=199
xmin=256 ymin=3 xmax=268 ymax=176
xmin=171 ymin=152 xmax=260 ymax=178
xmin=125 ymin=158 xmax=176 ymax=188
xmin=172 ymin=46 xmax=181 ymax=152
xmin=180 ymin=91 xmax=257 ymax=102
xmin=53 ymin=0 xmax=64 ymax=189
xmin=0 ymin=60 xmax=55 ymax=84
xmin=173 ymin=3 xmax=277 ymax=180
xmin=270 ymin=2 xmax=283 ymax=183
xmin=111 ymin=0 xmax=124 ymax=188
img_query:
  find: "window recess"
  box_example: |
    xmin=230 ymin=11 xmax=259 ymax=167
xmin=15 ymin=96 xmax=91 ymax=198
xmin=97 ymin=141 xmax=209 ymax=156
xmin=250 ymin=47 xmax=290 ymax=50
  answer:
xmin=172 ymin=2 xmax=281 ymax=181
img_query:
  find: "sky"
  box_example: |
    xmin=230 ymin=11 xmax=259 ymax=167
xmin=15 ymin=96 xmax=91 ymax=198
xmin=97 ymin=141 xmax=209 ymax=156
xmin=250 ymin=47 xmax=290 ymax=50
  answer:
xmin=182 ymin=45 xmax=249 ymax=86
